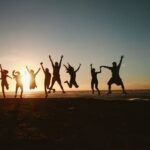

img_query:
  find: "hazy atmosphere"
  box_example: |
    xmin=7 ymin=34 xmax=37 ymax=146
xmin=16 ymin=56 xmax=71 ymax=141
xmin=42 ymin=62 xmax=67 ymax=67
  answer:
xmin=0 ymin=0 xmax=150 ymax=91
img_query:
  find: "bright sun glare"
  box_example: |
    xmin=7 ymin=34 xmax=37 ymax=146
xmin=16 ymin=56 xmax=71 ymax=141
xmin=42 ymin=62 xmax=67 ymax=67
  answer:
xmin=20 ymin=69 xmax=30 ymax=92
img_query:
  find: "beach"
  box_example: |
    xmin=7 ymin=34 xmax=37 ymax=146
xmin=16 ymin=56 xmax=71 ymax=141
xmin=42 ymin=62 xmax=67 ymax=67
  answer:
xmin=0 ymin=90 xmax=150 ymax=149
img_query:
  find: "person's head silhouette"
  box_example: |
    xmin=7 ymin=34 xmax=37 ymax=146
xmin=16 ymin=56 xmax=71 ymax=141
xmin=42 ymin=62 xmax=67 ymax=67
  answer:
xmin=45 ymin=68 xmax=49 ymax=73
xmin=55 ymin=62 xmax=58 ymax=66
xmin=16 ymin=71 xmax=20 ymax=75
xmin=92 ymin=68 xmax=95 ymax=73
xmin=3 ymin=69 xmax=9 ymax=74
xmin=30 ymin=69 xmax=34 ymax=74
xmin=112 ymin=62 xmax=117 ymax=67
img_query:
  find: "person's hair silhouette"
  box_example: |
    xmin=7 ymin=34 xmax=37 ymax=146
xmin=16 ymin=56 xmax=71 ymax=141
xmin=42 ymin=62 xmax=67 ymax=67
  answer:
xmin=40 ymin=62 xmax=55 ymax=98
xmin=101 ymin=56 xmax=127 ymax=94
xmin=64 ymin=63 xmax=81 ymax=88
xmin=0 ymin=64 xmax=12 ymax=98
xmin=12 ymin=70 xmax=23 ymax=98
xmin=26 ymin=66 xmax=40 ymax=89
xmin=48 ymin=55 xmax=65 ymax=93
xmin=90 ymin=64 xmax=101 ymax=95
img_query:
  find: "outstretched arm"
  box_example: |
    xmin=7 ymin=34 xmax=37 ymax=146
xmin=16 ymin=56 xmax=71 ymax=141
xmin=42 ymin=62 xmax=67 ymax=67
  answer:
xmin=40 ymin=62 xmax=45 ymax=73
xmin=75 ymin=64 xmax=81 ymax=72
xmin=101 ymin=65 xmax=111 ymax=70
xmin=26 ymin=66 xmax=30 ymax=73
xmin=7 ymin=75 xmax=12 ymax=79
xmin=49 ymin=55 xmax=54 ymax=68
xmin=118 ymin=55 xmax=124 ymax=68
xmin=59 ymin=55 xmax=63 ymax=67
xmin=35 ymin=68 xmax=41 ymax=76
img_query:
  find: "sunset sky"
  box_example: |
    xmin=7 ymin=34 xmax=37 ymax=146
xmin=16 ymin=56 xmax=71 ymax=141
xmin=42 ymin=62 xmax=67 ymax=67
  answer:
xmin=0 ymin=0 xmax=150 ymax=92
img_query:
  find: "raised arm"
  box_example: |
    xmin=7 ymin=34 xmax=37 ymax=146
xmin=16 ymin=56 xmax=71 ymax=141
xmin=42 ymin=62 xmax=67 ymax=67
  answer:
xmin=35 ymin=68 xmax=41 ymax=76
xmin=63 ymin=64 xmax=68 ymax=70
xmin=96 ymin=66 xmax=102 ymax=74
xmin=118 ymin=55 xmax=124 ymax=68
xmin=49 ymin=55 xmax=54 ymax=67
xmin=26 ymin=66 xmax=30 ymax=73
xmin=90 ymin=64 xmax=93 ymax=75
xmin=0 ymin=64 xmax=2 ymax=72
xmin=59 ymin=55 xmax=63 ymax=67
xmin=90 ymin=64 xmax=93 ymax=69
xmin=75 ymin=64 xmax=81 ymax=72
xmin=40 ymin=62 xmax=45 ymax=73
xmin=12 ymin=70 xmax=16 ymax=77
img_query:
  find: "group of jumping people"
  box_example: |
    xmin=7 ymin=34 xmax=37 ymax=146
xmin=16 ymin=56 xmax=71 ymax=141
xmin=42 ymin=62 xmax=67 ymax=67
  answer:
xmin=0 ymin=55 xmax=127 ymax=98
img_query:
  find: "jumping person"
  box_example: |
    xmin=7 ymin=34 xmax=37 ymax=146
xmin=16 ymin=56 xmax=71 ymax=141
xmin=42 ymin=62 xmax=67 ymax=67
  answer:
xmin=64 ymin=63 xmax=81 ymax=88
xmin=90 ymin=64 xmax=101 ymax=95
xmin=26 ymin=66 xmax=40 ymax=89
xmin=0 ymin=64 xmax=12 ymax=98
xmin=40 ymin=62 xmax=55 ymax=98
xmin=101 ymin=55 xmax=127 ymax=95
xmin=12 ymin=70 xmax=23 ymax=98
xmin=48 ymin=55 xmax=65 ymax=93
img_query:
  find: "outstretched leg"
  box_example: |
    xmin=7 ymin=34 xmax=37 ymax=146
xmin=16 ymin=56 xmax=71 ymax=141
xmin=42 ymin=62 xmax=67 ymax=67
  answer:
xmin=57 ymin=78 xmax=65 ymax=93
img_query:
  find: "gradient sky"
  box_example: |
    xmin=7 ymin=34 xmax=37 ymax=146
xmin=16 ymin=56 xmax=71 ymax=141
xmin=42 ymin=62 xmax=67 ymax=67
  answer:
xmin=0 ymin=0 xmax=150 ymax=91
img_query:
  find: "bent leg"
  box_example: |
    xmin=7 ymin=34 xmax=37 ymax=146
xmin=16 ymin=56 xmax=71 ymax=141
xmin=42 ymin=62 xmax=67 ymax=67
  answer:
xmin=73 ymin=81 xmax=79 ymax=88
xmin=64 ymin=81 xmax=72 ymax=88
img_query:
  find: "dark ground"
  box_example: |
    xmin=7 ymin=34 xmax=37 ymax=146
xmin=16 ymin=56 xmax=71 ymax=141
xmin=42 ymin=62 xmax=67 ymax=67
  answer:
xmin=0 ymin=92 xmax=150 ymax=149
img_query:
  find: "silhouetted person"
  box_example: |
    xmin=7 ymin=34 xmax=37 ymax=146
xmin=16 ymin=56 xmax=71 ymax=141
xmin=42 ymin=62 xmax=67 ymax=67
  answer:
xmin=40 ymin=62 xmax=55 ymax=98
xmin=26 ymin=66 xmax=40 ymax=89
xmin=12 ymin=70 xmax=23 ymax=98
xmin=101 ymin=56 xmax=127 ymax=94
xmin=90 ymin=64 xmax=101 ymax=95
xmin=48 ymin=55 xmax=65 ymax=93
xmin=64 ymin=63 xmax=81 ymax=88
xmin=0 ymin=64 xmax=12 ymax=98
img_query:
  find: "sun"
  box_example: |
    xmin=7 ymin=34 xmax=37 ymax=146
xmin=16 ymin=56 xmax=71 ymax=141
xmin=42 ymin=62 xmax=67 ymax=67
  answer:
xmin=20 ymin=69 xmax=30 ymax=92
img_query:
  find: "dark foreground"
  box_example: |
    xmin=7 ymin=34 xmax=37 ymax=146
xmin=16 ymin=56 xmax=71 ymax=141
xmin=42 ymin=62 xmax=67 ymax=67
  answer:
xmin=0 ymin=96 xmax=150 ymax=149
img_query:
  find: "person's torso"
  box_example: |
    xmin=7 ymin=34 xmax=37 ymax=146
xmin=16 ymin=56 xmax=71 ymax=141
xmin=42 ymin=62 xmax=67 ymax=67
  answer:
xmin=111 ymin=66 xmax=120 ymax=78
xmin=53 ymin=66 xmax=60 ymax=77
xmin=91 ymin=72 xmax=97 ymax=81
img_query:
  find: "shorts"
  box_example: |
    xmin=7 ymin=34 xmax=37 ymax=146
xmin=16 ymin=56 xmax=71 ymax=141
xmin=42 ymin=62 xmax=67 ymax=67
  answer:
xmin=108 ymin=77 xmax=123 ymax=85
